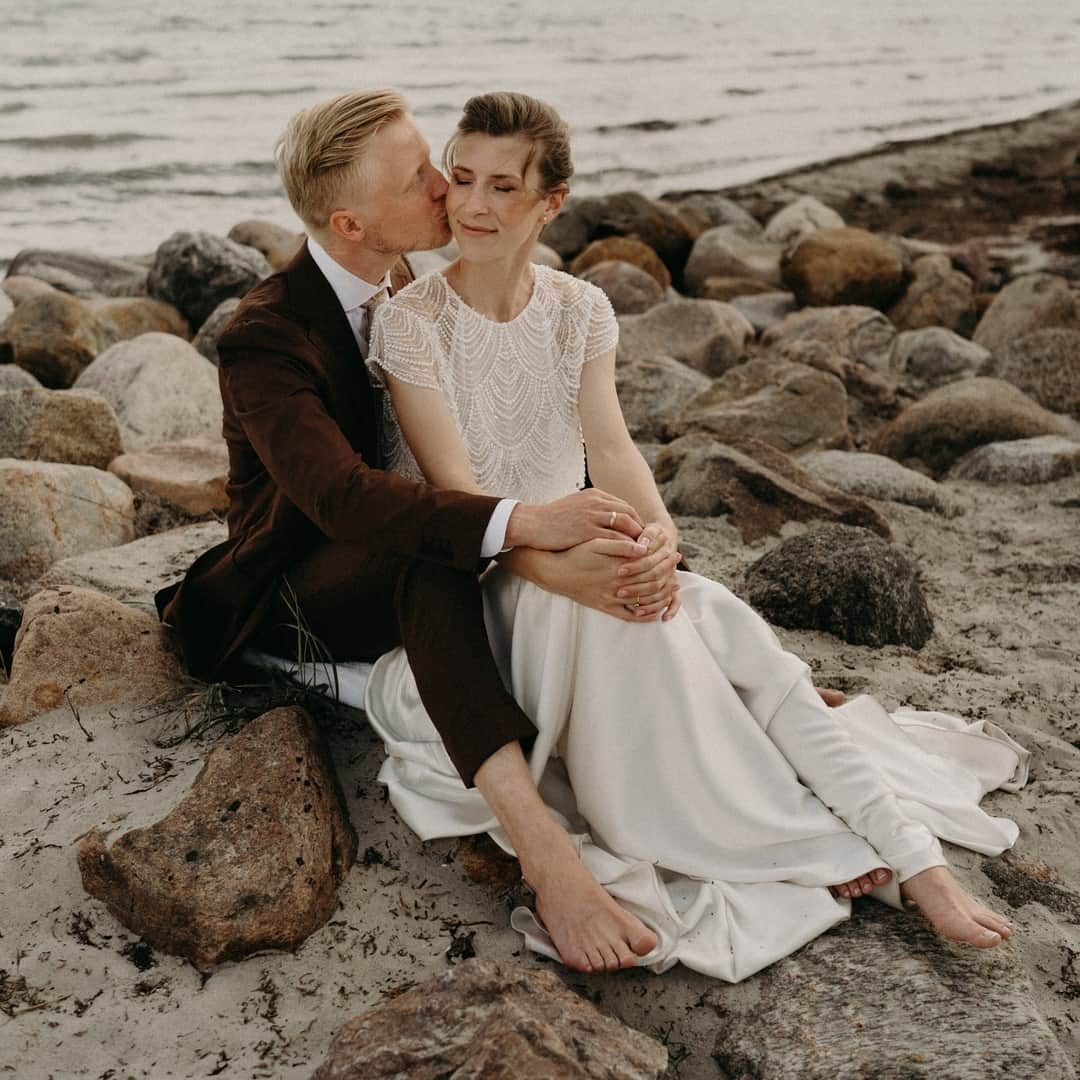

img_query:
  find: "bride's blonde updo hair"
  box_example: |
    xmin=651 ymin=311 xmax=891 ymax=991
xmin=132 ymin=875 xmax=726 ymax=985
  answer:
xmin=443 ymin=92 xmax=573 ymax=193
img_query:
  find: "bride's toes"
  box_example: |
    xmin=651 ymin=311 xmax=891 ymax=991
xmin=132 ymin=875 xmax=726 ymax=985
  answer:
xmin=628 ymin=924 xmax=658 ymax=956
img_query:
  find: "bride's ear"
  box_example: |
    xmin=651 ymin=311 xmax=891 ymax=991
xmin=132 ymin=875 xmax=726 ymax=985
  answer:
xmin=541 ymin=184 xmax=568 ymax=225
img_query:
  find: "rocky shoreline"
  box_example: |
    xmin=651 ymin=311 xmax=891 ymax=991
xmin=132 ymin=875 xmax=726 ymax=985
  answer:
xmin=2 ymin=101 xmax=1080 ymax=1079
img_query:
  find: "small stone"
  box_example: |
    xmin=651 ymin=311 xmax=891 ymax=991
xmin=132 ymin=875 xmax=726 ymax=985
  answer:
xmin=744 ymin=523 xmax=934 ymax=648
xmin=656 ymin=436 xmax=890 ymax=541
xmin=0 ymin=365 xmax=41 ymax=391
xmin=147 ymin=230 xmax=271 ymax=328
xmin=191 ymin=297 xmax=240 ymax=366
xmin=730 ymin=291 xmax=798 ymax=334
xmin=77 ymin=706 xmax=358 ymax=970
xmin=617 ymin=297 xmax=753 ymax=377
xmin=0 ymin=587 xmax=183 ymax=728
xmin=6 ymin=249 xmax=149 ymax=297
xmin=872 ymin=377 xmax=1073 ymax=474
xmin=580 ymin=260 xmax=664 ymax=314
xmin=0 ymin=460 xmax=135 ymax=582
xmin=947 ymin=436 xmax=1080 ymax=484
xmin=800 ymin=450 xmax=961 ymax=515
xmin=972 ymin=273 xmax=1080 ymax=354
xmin=74 ymin=332 xmax=223 ymax=451
xmin=675 ymin=355 xmax=851 ymax=455
xmin=684 ymin=226 xmax=784 ymax=295
xmin=226 ymin=219 xmax=303 ymax=270
xmin=762 ymin=195 xmax=845 ymax=247
xmin=672 ymin=193 xmax=763 ymax=241
xmin=985 ymin=328 xmax=1080 ymax=416
xmin=570 ymin=236 xmax=671 ymax=290
xmin=0 ymin=290 xmax=13 ymax=324
xmin=889 ymin=252 xmax=976 ymax=334
xmin=313 ymin=959 xmax=667 ymax=1079
xmin=890 ymin=327 xmax=990 ymax=388
xmin=0 ymin=387 xmax=124 ymax=468
xmin=762 ymin=304 xmax=897 ymax=372
xmin=615 ymin=354 xmax=711 ymax=441
xmin=782 ymin=228 xmax=906 ymax=311
xmin=108 ymin=437 xmax=228 ymax=516
xmin=1 ymin=274 xmax=57 ymax=307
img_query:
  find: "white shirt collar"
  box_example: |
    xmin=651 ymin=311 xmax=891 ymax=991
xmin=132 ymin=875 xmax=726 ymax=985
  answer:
xmin=307 ymin=235 xmax=391 ymax=312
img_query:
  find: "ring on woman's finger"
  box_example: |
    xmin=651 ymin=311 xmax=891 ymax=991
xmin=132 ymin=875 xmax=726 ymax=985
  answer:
xmin=608 ymin=510 xmax=616 ymax=528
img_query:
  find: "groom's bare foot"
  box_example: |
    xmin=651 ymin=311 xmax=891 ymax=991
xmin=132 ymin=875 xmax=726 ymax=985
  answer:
xmin=528 ymin=857 xmax=657 ymax=974
xmin=816 ymin=686 xmax=846 ymax=707
xmin=830 ymin=866 xmax=892 ymax=899
xmin=900 ymin=866 xmax=1014 ymax=947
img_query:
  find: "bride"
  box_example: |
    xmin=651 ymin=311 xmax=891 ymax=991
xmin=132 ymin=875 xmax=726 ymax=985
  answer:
xmin=362 ymin=91 xmax=1026 ymax=980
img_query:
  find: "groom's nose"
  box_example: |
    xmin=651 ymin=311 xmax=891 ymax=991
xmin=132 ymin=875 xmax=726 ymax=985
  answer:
xmin=427 ymin=165 xmax=449 ymax=200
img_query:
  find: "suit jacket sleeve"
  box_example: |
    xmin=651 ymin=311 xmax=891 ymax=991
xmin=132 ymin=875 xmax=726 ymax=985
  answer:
xmin=218 ymin=312 xmax=501 ymax=573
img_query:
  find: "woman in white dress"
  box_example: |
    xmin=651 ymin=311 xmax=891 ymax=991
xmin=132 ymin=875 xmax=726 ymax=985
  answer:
xmin=363 ymin=92 xmax=1027 ymax=981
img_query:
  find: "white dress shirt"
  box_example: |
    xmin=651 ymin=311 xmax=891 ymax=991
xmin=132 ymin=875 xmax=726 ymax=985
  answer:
xmin=307 ymin=236 xmax=516 ymax=557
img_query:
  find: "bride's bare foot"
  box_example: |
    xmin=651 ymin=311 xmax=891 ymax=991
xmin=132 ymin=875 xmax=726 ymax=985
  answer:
xmin=829 ymin=866 xmax=892 ymax=899
xmin=900 ymin=866 xmax=1014 ymax=947
xmin=528 ymin=857 xmax=657 ymax=974
xmin=816 ymin=686 xmax=846 ymax=707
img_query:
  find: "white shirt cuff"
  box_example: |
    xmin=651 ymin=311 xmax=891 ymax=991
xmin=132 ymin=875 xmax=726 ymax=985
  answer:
xmin=480 ymin=499 xmax=519 ymax=558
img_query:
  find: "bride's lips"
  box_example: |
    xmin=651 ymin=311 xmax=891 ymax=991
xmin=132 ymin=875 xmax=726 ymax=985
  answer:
xmin=458 ymin=222 xmax=497 ymax=236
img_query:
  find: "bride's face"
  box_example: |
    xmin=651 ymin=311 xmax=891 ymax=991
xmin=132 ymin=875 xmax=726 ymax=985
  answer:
xmin=445 ymin=133 xmax=560 ymax=260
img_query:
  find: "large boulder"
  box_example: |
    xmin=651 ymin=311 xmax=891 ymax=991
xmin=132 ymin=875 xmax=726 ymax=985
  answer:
xmin=872 ymin=377 xmax=1074 ymax=474
xmin=800 ymin=450 xmax=961 ymax=516
xmin=684 ymin=226 xmax=783 ymax=295
xmin=762 ymin=195 xmax=844 ymax=247
xmin=656 ymin=436 xmax=890 ymax=542
xmin=890 ymin=326 xmax=990 ymax=389
xmin=73 ymin=332 xmax=223 ymax=451
xmin=744 ymin=523 xmax=934 ymax=648
xmin=0 ymin=387 xmax=123 ymax=468
xmin=0 ymin=289 xmax=13 ymax=324
xmin=226 ymin=219 xmax=304 ymax=271
xmin=947 ymin=436 xmax=1080 ymax=484
xmin=0 ymin=587 xmax=183 ymax=728
xmin=671 ymin=193 xmax=762 ymax=241
xmin=87 ymin=296 xmax=191 ymax=342
xmin=78 ymin=706 xmax=357 ymax=971
xmin=529 ymin=241 xmax=563 ymax=270
xmin=569 ymin=236 xmax=671 ymax=290
xmin=0 ymin=364 xmax=41 ymax=391
xmin=108 ymin=436 xmax=228 ymax=516
xmin=674 ymin=355 xmax=851 ymax=455
xmin=0 ymin=290 xmax=118 ymax=387
xmin=888 ymin=252 xmax=976 ymax=334
xmin=972 ymin=273 xmax=1080 ymax=354
xmin=762 ymin=305 xmax=897 ymax=372
xmin=1 ymin=274 xmax=56 ymax=307
xmin=147 ymin=230 xmax=271 ymax=328
xmin=312 ymin=959 xmax=667 ymax=1080
xmin=617 ymin=298 xmax=753 ymax=377
xmin=5 ymin=249 xmax=149 ymax=297
xmin=731 ymin=291 xmax=798 ymax=335
xmin=191 ymin=296 xmax=241 ymax=366
xmin=985 ymin=328 xmax=1080 ymax=416
xmin=615 ymin=354 xmax=710 ymax=441
xmin=580 ymin=261 xmax=664 ymax=315
xmin=713 ymin=904 xmax=1074 ymax=1080
xmin=0 ymin=460 xmax=135 ymax=582
xmin=698 ymin=276 xmax=777 ymax=301
xmin=38 ymin=521 xmax=227 ymax=610
xmin=781 ymin=228 xmax=906 ymax=310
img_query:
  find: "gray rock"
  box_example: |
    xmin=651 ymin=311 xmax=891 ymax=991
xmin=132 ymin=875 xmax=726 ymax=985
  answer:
xmin=782 ymin=228 xmax=907 ymax=311
xmin=675 ymin=355 xmax=851 ymax=455
xmin=656 ymin=435 xmax=891 ymax=542
xmin=0 ymin=290 xmax=118 ymax=388
xmin=0 ymin=364 xmax=40 ymax=391
xmin=0 ymin=460 xmax=135 ymax=582
xmin=569 ymin=236 xmax=671 ymax=290
xmin=730 ymin=291 xmax=798 ymax=334
xmin=617 ymin=297 xmax=753 ymax=377
xmin=86 ymin=295 xmax=191 ymax=342
xmin=191 ymin=297 xmax=241 ymax=366
xmin=712 ymin=904 xmax=1074 ymax=1080
xmin=948 ymin=436 xmax=1080 ymax=484
xmin=38 ymin=520 xmax=226 ymax=611
xmin=872 ymin=377 xmax=1073 ymax=474
xmin=801 ymin=450 xmax=961 ymax=515
xmin=147 ymin=230 xmax=271 ymax=328
xmin=0 ymin=289 xmax=13 ymax=324
xmin=1 ymin=274 xmax=56 ymax=307
xmin=684 ymin=226 xmax=783 ymax=295
xmin=0 ymin=387 xmax=124 ymax=469
xmin=6 ymin=249 xmax=149 ymax=297
xmin=108 ymin=437 xmax=228 ymax=516
xmin=973 ymin=273 xmax=1080 ymax=354
xmin=226 ymin=219 xmax=303 ymax=271
xmin=530 ymin=240 xmax=563 ymax=270
xmin=313 ymin=959 xmax=667 ymax=1080
xmin=889 ymin=252 xmax=976 ymax=334
xmin=671 ymin=193 xmax=763 ymax=241
xmin=581 ymin=260 xmax=664 ymax=314
xmin=985 ymin=328 xmax=1080 ymax=416
xmin=762 ymin=195 xmax=845 ymax=247
xmin=615 ymin=354 xmax=710 ymax=440
xmin=890 ymin=326 xmax=990 ymax=387
xmin=762 ymin=305 xmax=897 ymax=372
xmin=744 ymin=523 xmax=934 ymax=648
xmin=78 ymin=706 xmax=358 ymax=971
xmin=73 ymin=332 xmax=223 ymax=451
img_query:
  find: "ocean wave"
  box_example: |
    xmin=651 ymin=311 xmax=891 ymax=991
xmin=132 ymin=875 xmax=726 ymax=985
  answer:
xmin=91 ymin=47 xmax=154 ymax=63
xmin=173 ymin=85 xmax=323 ymax=99
xmin=0 ymin=160 xmax=277 ymax=191
xmin=0 ymin=132 xmax=166 ymax=150
xmin=0 ymin=102 xmax=31 ymax=115
xmin=0 ymin=76 xmax=180 ymax=92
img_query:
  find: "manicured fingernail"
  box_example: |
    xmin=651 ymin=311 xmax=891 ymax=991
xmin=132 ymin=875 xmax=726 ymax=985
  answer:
xmin=616 ymin=589 xmax=627 ymax=598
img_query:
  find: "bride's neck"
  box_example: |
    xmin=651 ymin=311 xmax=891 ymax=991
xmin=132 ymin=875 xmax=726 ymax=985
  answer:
xmin=444 ymin=249 xmax=537 ymax=323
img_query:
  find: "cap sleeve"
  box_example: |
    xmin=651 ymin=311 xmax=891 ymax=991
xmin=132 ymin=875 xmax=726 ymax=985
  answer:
xmin=583 ymin=285 xmax=619 ymax=363
xmin=367 ymin=299 xmax=442 ymax=391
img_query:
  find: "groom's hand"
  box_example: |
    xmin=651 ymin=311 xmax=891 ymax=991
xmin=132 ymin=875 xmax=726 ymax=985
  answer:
xmin=504 ymin=490 xmax=646 ymax=552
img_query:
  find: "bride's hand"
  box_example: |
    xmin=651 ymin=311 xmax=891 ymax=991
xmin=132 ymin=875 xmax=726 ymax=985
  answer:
xmin=616 ymin=523 xmax=682 ymax=621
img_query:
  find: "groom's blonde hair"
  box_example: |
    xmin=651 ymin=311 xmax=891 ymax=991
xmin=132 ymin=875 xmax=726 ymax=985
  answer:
xmin=275 ymin=89 xmax=408 ymax=230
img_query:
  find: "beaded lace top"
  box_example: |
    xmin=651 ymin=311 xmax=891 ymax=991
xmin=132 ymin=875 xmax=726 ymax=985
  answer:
xmin=368 ymin=265 xmax=618 ymax=503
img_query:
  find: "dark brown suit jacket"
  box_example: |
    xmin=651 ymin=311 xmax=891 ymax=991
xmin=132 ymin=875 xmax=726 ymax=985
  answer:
xmin=156 ymin=243 xmax=501 ymax=679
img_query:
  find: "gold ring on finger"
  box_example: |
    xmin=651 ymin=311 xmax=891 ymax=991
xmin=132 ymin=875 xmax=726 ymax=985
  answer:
xmin=609 ymin=511 xmax=616 ymax=528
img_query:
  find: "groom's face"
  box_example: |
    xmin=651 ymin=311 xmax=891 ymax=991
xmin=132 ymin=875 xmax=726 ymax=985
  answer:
xmin=351 ymin=115 xmax=451 ymax=255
